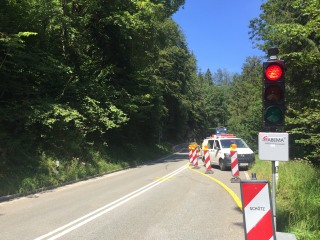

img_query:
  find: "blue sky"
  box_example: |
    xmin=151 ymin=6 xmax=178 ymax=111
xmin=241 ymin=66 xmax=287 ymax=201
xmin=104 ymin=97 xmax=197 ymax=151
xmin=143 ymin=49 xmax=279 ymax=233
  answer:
xmin=172 ymin=0 xmax=265 ymax=74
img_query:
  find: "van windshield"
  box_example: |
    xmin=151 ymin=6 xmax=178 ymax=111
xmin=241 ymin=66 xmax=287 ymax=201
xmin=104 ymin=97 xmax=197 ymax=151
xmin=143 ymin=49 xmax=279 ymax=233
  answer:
xmin=220 ymin=139 xmax=248 ymax=149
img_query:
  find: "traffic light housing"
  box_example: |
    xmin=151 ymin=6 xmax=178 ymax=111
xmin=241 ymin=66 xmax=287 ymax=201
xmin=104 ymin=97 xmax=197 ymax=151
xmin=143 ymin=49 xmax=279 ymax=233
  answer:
xmin=263 ymin=60 xmax=285 ymax=128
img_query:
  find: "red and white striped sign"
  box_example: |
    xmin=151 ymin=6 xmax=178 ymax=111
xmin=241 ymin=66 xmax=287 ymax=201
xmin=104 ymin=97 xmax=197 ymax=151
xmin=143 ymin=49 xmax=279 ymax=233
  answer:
xmin=204 ymin=149 xmax=213 ymax=173
xmin=192 ymin=148 xmax=198 ymax=167
xmin=231 ymin=150 xmax=239 ymax=177
xmin=240 ymin=180 xmax=275 ymax=240
xmin=189 ymin=148 xmax=193 ymax=164
xmin=204 ymin=149 xmax=211 ymax=169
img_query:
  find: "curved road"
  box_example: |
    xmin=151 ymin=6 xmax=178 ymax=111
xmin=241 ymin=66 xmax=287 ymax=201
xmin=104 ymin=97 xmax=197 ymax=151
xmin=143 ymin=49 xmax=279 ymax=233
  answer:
xmin=0 ymin=149 xmax=248 ymax=240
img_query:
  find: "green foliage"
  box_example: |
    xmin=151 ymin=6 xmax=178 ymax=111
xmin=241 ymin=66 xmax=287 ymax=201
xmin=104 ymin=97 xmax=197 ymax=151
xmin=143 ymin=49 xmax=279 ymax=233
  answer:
xmin=287 ymin=99 xmax=320 ymax=164
xmin=277 ymin=161 xmax=320 ymax=239
xmin=0 ymin=0 xmax=188 ymax=165
xmin=196 ymin=68 xmax=234 ymax=140
xmin=19 ymin=177 xmax=38 ymax=194
xmin=194 ymin=58 xmax=262 ymax=149
xmin=0 ymin=142 xmax=172 ymax=196
xmin=227 ymin=57 xmax=263 ymax=150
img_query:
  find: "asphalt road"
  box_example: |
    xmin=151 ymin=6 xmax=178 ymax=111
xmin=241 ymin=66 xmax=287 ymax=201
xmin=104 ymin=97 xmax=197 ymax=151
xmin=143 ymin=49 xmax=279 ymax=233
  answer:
xmin=0 ymin=149 xmax=249 ymax=240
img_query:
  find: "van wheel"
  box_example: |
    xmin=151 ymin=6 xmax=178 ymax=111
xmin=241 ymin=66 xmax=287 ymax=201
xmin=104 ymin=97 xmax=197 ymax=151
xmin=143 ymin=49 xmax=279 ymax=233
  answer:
xmin=219 ymin=159 xmax=226 ymax=171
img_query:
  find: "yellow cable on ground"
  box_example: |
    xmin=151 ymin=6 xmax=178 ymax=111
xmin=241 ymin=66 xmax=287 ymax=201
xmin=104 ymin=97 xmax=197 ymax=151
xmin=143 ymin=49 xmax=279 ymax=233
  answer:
xmin=186 ymin=163 xmax=243 ymax=211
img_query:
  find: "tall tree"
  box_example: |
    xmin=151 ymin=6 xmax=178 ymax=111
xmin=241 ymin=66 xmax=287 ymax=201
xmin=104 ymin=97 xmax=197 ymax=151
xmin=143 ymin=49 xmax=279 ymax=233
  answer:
xmin=227 ymin=56 xmax=263 ymax=149
xmin=204 ymin=69 xmax=213 ymax=85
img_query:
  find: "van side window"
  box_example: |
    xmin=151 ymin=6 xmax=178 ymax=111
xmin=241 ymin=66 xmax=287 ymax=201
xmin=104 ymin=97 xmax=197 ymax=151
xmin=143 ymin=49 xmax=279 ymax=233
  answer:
xmin=215 ymin=140 xmax=220 ymax=149
xmin=208 ymin=140 xmax=214 ymax=149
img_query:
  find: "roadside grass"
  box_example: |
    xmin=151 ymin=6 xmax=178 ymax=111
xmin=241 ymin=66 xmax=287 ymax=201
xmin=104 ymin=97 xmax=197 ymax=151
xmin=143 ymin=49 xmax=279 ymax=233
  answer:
xmin=249 ymin=157 xmax=320 ymax=240
xmin=0 ymin=143 xmax=172 ymax=197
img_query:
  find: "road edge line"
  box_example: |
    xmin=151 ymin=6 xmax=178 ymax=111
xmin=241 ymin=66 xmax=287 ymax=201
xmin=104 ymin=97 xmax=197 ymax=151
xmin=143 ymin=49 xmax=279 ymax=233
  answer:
xmin=186 ymin=163 xmax=242 ymax=211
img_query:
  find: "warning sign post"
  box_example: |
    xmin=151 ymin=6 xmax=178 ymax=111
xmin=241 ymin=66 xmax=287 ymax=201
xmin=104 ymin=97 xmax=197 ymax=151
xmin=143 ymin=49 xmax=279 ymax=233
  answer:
xmin=258 ymin=132 xmax=289 ymax=230
xmin=240 ymin=180 xmax=276 ymax=240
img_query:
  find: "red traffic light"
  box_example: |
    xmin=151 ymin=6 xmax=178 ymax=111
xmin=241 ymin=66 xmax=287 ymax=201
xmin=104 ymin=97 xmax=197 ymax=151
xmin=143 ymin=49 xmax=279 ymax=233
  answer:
xmin=262 ymin=59 xmax=285 ymax=128
xmin=265 ymin=64 xmax=283 ymax=81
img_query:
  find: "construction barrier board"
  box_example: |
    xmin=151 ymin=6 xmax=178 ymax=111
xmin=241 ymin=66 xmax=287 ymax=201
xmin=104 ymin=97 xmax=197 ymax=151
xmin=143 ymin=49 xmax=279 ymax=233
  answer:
xmin=240 ymin=180 xmax=276 ymax=240
xmin=230 ymin=150 xmax=239 ymax=177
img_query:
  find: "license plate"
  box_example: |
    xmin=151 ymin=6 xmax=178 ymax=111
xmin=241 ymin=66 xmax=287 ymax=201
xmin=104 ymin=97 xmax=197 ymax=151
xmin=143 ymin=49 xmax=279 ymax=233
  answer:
xmin=240 ymin=163 xmax=249 ymax=166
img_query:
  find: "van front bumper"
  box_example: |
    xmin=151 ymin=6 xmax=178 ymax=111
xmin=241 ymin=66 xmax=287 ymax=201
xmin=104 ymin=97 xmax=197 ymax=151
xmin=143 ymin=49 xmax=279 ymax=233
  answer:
xmin=223 ymin=154 xmax=255 ymax=167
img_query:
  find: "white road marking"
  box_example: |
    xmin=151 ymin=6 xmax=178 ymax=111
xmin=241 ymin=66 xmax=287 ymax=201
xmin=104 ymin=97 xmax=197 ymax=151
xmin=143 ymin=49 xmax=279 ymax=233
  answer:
xmin=34 ymin=165 xmax=187 ymax=240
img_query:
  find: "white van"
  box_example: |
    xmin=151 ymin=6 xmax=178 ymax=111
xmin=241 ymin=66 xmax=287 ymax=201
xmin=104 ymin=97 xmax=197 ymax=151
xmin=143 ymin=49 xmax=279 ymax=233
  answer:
xmin=201 ymin=134 xmax=255 ymax=171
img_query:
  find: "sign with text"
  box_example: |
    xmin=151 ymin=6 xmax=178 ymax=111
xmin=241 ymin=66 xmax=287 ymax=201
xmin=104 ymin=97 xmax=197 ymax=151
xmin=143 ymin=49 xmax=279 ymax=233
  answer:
xmin=258 ymin=132 xmax=289 ymax=161
xmin=240 ymin=180 xmax=276 ymax=240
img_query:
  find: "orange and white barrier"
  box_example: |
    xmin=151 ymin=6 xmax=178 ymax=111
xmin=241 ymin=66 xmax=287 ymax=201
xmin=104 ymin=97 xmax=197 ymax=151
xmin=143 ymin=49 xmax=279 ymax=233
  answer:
xmin=230 ymin=144 xmax=239 ymax=177
xmin=240 ymin=180 xmax=276 ymax=240
xmin=203 ymin=147 xmax=213 ymax=174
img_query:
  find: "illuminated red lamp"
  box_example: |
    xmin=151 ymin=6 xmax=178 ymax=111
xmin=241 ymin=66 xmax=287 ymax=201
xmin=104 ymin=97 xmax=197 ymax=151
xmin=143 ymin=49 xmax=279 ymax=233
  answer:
xmin=265 ymin=64 xmax=283 ymax=81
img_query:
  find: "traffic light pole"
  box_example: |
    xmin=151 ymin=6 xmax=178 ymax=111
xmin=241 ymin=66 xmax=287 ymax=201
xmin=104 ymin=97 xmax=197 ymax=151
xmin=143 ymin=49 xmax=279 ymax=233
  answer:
xmin=262 ymin=48 xmax=285 ymax=232
xmin=272 ymin=160 xmax=277 ymax=230
xmin=260 ymin=49 xmax=298 ymax=239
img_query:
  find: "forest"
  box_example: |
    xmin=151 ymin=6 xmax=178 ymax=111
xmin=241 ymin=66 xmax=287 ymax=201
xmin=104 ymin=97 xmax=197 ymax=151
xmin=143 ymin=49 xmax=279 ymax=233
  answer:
xmin=0 ymin=0 xmax=319 ymax=195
